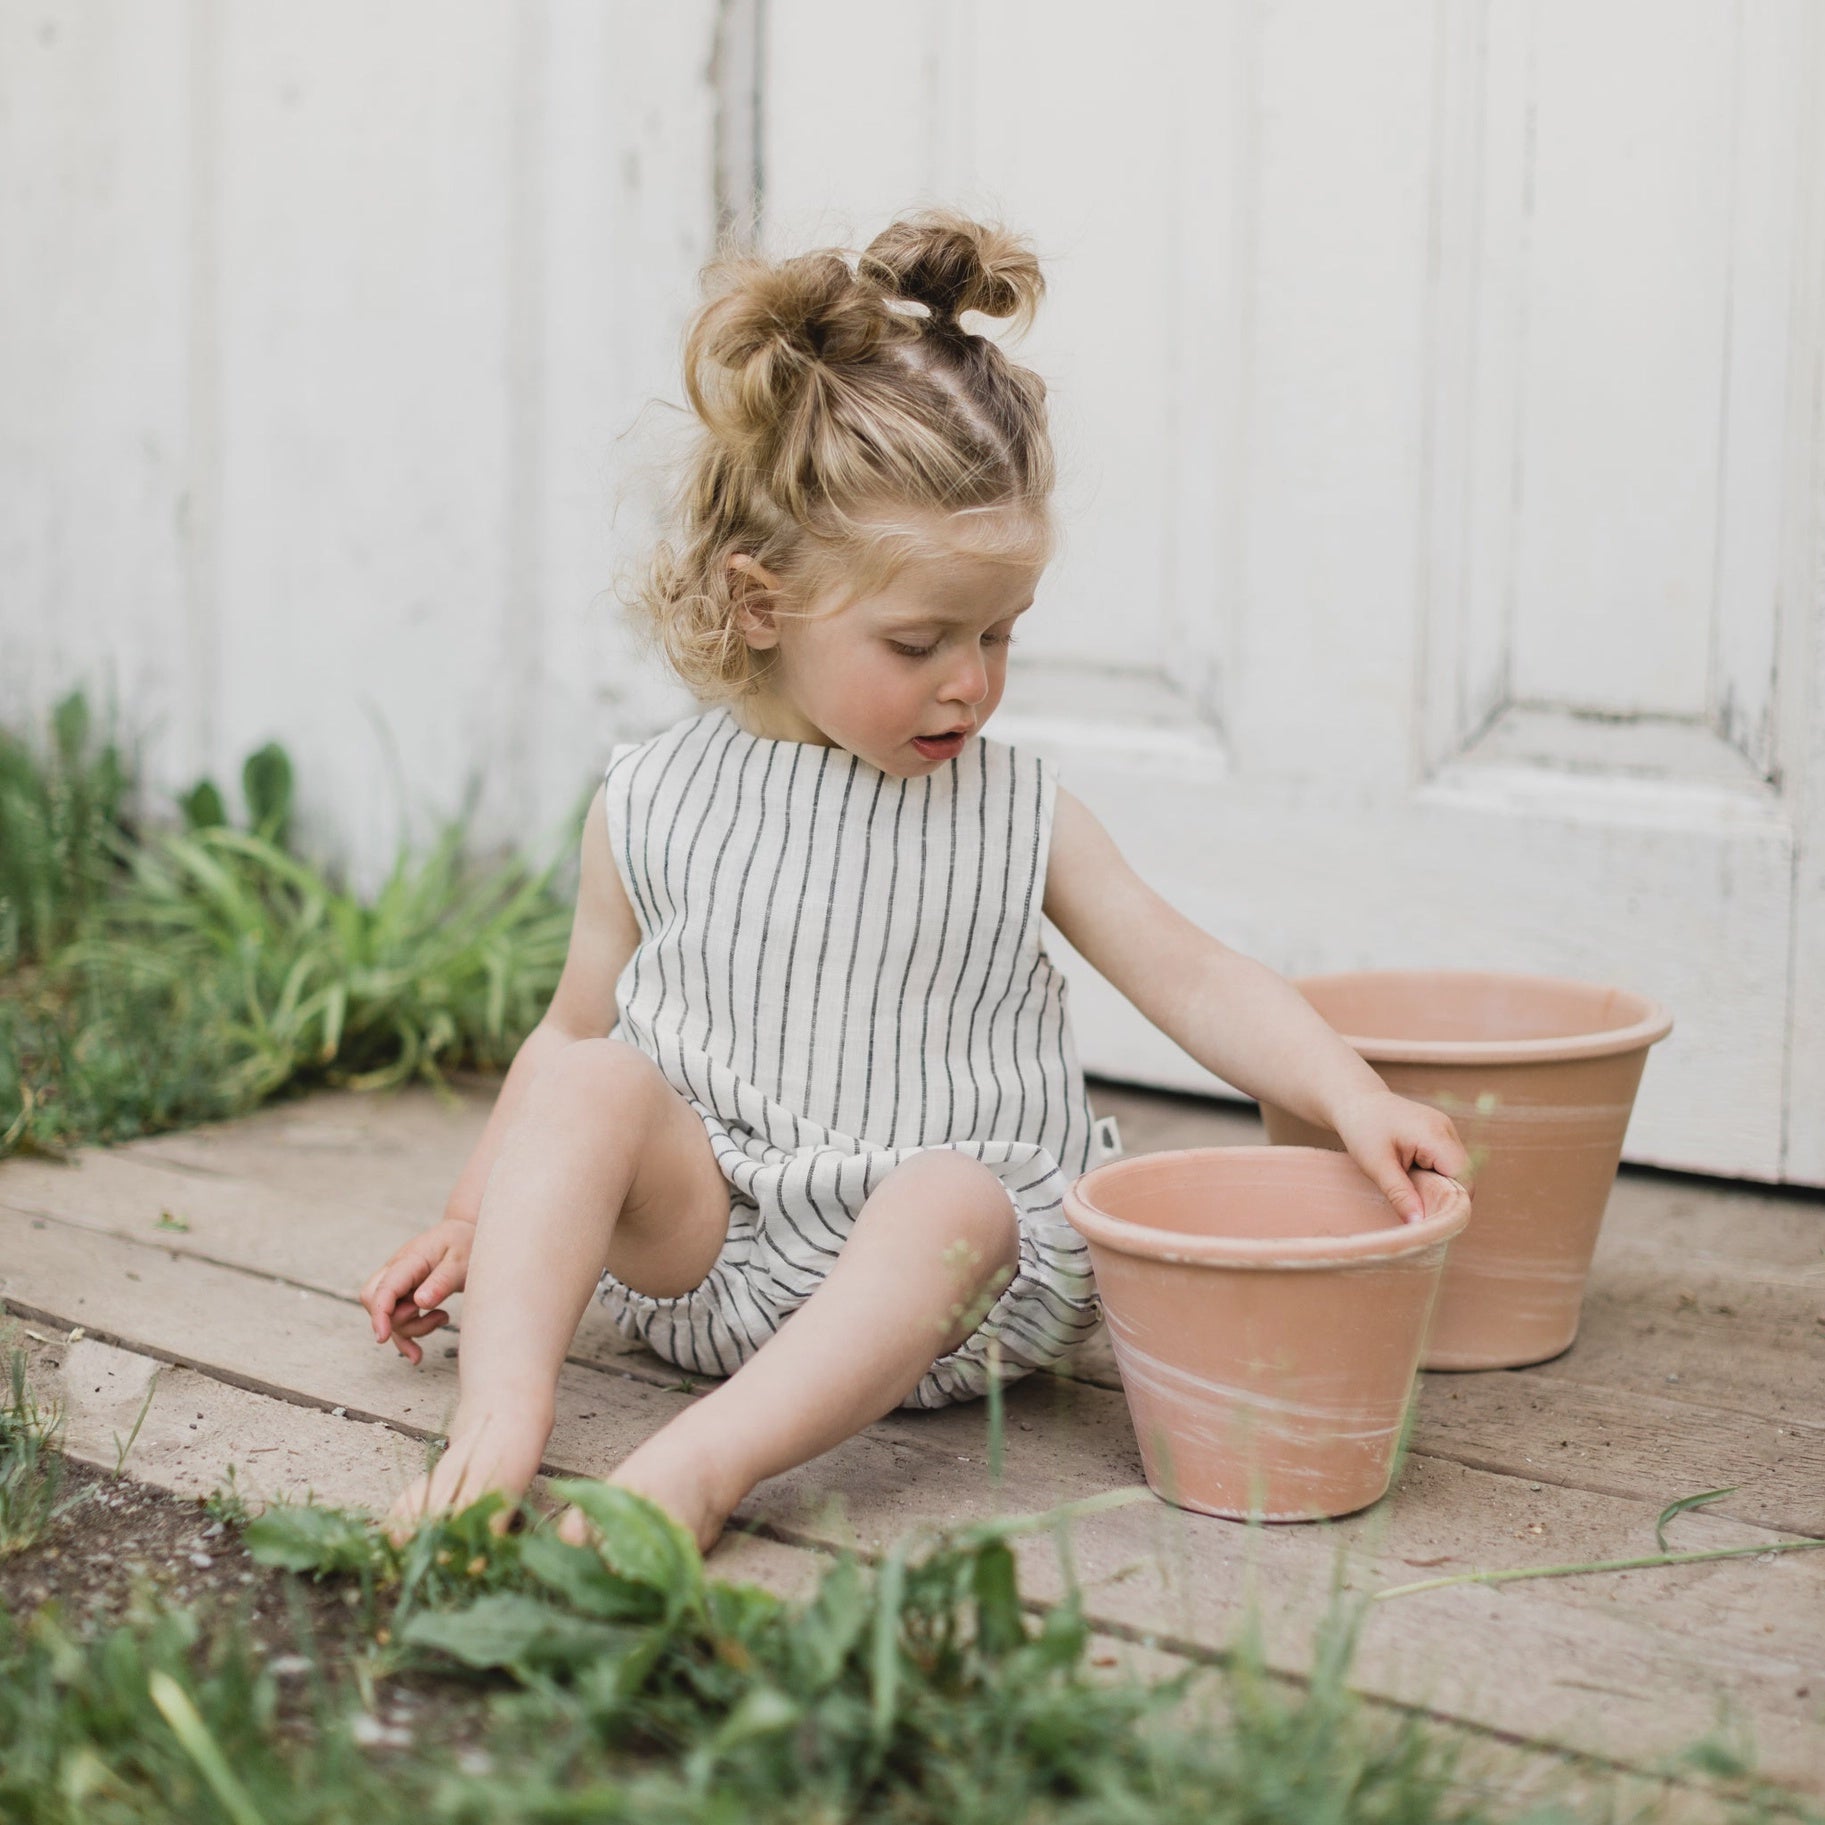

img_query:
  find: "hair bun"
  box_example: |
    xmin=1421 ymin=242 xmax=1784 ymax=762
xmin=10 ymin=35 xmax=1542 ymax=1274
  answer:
xmin=859 ymin=209 xmax=1044 ymax=335
xmin=685 ymin=248 xmax=911 ymax=449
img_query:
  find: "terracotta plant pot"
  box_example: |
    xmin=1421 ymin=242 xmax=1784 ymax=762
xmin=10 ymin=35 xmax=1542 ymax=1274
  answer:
xmin=1256 ymin=970 xmax=1673 ymax=1371
xmin=1064 ymin=1148 xmax=1469 ymax=1522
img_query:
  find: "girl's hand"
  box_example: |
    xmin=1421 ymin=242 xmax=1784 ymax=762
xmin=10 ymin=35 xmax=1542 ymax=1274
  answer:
xmin=1328 ymin=1089 xmax=1473 ymax=1224
xmin=359 ymin=1217 xmax=476 ymax=1365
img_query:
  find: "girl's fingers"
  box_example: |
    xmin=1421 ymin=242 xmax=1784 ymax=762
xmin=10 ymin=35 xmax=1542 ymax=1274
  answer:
xmin=387 ymin=1309 xmax=449 ymax=1363
xmin=413 ymin=1267 xmax=456 ymax=1309
xmin=1373 ymin=1151 xmax=1425 ymax=1223
xmin=368 ymin=1252 xmax=437 ymax=1339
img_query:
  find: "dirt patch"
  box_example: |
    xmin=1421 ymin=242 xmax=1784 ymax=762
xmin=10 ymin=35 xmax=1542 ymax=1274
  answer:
xmin=1 ymin=1449 xmax=502 ymax=1752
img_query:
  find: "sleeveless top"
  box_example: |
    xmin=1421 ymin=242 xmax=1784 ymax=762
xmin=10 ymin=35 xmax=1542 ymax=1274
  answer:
xmin=593 ymin=703 xmax=1104 ymax=1408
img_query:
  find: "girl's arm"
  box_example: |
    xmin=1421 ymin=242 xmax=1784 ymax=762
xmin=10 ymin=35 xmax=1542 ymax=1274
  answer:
xmin=441 ymin=782 xmax=642 ymax=1222
xmin=363 ymin=783 xmax=643 ymax=1356
xmin=1042 ymin=786 xmax=1468 ymax=1217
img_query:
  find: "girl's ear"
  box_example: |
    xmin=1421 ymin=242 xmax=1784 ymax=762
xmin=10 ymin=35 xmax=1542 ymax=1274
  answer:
xmin=727 ymin=553 xmax=784 ymax=649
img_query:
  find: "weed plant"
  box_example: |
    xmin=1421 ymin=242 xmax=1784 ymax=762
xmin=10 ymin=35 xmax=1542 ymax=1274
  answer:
xmin=1 ymin=1349 xmax=78 ymax=1558
xmin=6 ymin=1461 xmax=1819 ymax=1824
xmin=0 ymin=1475 xmax=1515 ymax=1825
xmin=1 ymin=691 xmax=579 ymax=1160
xmin=0 ymin=691 xmax=132 ymax=975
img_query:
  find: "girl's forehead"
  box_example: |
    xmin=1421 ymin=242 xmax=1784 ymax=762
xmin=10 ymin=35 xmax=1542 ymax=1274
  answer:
xmin=863 ymin=548 xmax=1042 ymax=622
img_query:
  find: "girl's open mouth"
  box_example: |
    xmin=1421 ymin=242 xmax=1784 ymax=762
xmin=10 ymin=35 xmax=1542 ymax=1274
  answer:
xmin=913 ymin=731 xmax=967 ymax=759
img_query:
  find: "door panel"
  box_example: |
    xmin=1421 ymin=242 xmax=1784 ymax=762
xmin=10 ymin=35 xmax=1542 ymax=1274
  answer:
xmin=760 ymin=0 xmax=1819 ymax=1181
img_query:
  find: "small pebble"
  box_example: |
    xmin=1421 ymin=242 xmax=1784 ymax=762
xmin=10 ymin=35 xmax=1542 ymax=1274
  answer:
xmin=1665 ymin=1373 xmax=1680 ymax=1383
xmin=456 ymin=1749 xmax=494 ymax=1777
xmin=270 ymin=1655 xmax=313 ymax=1678
xmin=332 ymin=1406 xmax=347 ymax=1418
xmin=1529 ymin=1483 xmax=1542 ymax=1492
xmin=188 ymin=1552 xmax=213 ymax=1570
xmin=349 ymin=1714 xmax=413 ymax=1749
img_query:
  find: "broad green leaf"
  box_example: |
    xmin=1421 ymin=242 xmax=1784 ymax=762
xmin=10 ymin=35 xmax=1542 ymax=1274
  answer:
xmin=545 ymin=1481 xmax=705 ymax=1620
xmin=971 ymin=1538 xmax=1026 ymax=1660
xmin=792 ymin=1554 xmax=869 ymax=1693
xmin=521 ymin=1532 xmax=665 ymax=1623
xmin=242 ymin=1503 xmax=379 ymax=1577
xmin=180 ymin=780 xmax=228 ymax=831
xmin=401 ymin=1593 xmax=639 ymax=1676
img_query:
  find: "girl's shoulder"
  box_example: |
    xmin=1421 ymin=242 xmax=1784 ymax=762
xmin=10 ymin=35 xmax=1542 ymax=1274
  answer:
xmin=603 ymin=705 xmax=725 ymax=780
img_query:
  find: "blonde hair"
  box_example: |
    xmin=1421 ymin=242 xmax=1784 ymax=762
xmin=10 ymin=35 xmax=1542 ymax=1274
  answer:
xmin=627 ymin=208 xmax=1056 ymax=702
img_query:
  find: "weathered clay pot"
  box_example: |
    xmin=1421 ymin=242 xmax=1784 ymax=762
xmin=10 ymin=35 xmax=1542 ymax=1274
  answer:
xmin=1257 ymin=970 xmax=1673 ymax=1371
xmin=1064 ymin=1148 xmax=1469 ymax=1522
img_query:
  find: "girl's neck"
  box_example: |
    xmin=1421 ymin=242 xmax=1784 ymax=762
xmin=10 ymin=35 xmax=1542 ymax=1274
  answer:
xmin=727 ymin=694 xmax=836 ymax=748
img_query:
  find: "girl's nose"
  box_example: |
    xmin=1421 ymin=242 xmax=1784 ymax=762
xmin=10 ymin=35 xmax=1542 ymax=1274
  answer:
xmin=945 ymin=653 xmax=990 ymax=705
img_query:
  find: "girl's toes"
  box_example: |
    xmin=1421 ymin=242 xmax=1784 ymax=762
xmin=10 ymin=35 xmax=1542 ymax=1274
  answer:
xmin=555 ymin=1504 xmax=599 ymax=1548
xmin=383 ymin=1494 xmax=428 ymax=1548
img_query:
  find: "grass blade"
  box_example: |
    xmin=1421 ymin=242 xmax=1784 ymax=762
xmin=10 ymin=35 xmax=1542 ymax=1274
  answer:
xmin=1372 ymin=1537 xmax=1824 ymax=1602
xmin=147 ymin=1670 xmax=270 ymax=1825
xmin=1656 ymin=1485 xmax=1739 ymax=1553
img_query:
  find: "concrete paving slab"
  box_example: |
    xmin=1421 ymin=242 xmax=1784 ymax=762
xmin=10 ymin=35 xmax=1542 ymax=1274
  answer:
xmin=4 ymin=1080 xmax=1823 ymax=1794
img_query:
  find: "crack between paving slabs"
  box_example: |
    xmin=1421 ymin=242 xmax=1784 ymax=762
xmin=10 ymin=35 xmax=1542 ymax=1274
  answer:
xmin=8 ymin=1199 xmax=1817 ymax=1547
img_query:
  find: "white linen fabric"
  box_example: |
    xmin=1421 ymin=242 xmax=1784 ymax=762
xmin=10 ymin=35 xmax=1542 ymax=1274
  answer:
xmin=594 ymin=703 xmax=1102 ymax=1408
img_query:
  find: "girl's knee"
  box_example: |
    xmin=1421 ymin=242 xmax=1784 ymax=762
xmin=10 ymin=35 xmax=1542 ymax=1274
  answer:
xmin=875 ymin=1149 xmax=1019 ymax=1261
xmin=537 ymin=1036 xmax=668 ymax=1118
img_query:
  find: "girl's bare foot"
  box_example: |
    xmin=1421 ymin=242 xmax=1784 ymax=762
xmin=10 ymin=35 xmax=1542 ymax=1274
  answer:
xmin=383 ymin=1401 xmax=554 ymax=1546
xmin=555 ymin=1434 xmax=741 ymax=1556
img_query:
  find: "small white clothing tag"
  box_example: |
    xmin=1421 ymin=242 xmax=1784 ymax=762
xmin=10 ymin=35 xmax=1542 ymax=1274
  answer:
xmin=1093 ymin=1115 xmax=1124 ymax=1164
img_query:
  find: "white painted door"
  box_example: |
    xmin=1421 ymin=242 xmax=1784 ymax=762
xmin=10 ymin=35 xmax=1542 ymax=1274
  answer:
xmin=762 ymin=0 xmax=1825 ymax=1184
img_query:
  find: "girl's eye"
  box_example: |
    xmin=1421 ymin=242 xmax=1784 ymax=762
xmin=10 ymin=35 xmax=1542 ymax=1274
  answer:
xmin=887 ymin=634 xmax=1018 ymax=659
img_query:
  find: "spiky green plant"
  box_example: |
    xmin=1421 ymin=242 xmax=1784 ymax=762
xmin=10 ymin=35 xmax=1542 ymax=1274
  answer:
xmin=0 ymin=1344 xmax=78 ymax=1558
xmin=1 ymin=692 xmax=583 ymax=1159
xmin=0 ymin=689 xmax=133 ymax=973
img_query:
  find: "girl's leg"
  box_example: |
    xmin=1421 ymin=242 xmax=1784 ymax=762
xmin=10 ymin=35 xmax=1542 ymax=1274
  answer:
xmin=560 ymin=1146 xmax=1021 ymax=1552
xmin=384 ymin=1038 xmax=732 ymax=1540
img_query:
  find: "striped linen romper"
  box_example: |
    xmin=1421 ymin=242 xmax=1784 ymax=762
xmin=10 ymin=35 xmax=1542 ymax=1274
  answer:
xmin=594 ymin=702 xmax=1114 ymax=1409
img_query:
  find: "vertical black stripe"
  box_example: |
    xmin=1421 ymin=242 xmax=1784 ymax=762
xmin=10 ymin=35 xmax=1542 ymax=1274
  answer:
xmin=915 ymin=765 xmax=962 ymax=1140
xmin=723 ymin=735 xmax=781 ymax=1134
xmin=649 ymin=711 xmax=726 ymax=1095
xmin=1007 ymin=951 xmax=1046 ymax=1136
xmin=831 ymin=769 xmax=888 ymax=1137
xmin=960 ymin=747 xmax=1017 ymax=1136
xmin=1047 ymin=972 xmax=1078 ymax=1174
xmin=980 ymin=755 xmax=1046 ymax=1137
xmin=888 ymin=777 xmax=933 ymax=1145
xmin=661 ymin=718 xmax=740 ymax=1102
xmin=690 ymin=718 xmax=749 ymax=1079
xmin=858 ymin=778 xmax=910 ymax=1143
xmin=615 ymin=725 xmax=701 ymax=1057
xmin=749 ymin=744 xmax=805 ymax=1091
xmin=772 ymin=748 xmax=836 ymax=1133
xmin=936 ymin=743 xmax=992 ymax=1139
xmin=801 ymin=752 xmax=860 ymax=1124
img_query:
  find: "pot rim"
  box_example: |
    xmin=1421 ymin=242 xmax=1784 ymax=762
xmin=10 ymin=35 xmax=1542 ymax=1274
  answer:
xmin=1064 ymin=1147 xmax=1471 ymax=1270
xmin=1291 ymin=968 xmax=1675 ymax=1065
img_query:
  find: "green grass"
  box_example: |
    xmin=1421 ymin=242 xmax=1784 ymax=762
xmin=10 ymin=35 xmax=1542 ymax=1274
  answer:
xmin=1 ymin=691 xmax=580 ymax=1161
xmin=1 ymin=1349 xmax=78 ymax=1558
xmin=0 ymin=1452 xmax=1514 ymax=1822
xmin=0 ymin=690 xmax=132 ymax=975
xmin=3 ymin=1341 xmax=1819 ymax=1824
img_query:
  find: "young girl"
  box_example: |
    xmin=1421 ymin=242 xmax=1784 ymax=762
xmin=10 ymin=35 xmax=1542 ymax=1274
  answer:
xmin=360 ymin=209 xmax=1471 ymax=1552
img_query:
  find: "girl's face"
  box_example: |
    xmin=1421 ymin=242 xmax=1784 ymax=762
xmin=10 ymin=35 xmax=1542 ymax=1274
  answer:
xmin=732 ymin=522 xmax=1040 ymax=777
